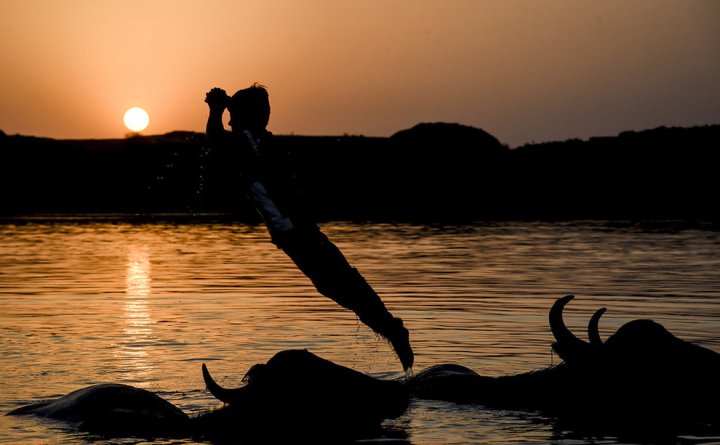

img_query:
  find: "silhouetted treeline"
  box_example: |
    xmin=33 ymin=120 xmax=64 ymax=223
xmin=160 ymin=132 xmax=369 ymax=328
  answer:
xmin=1 ymin=123 xmax=718 ymax=221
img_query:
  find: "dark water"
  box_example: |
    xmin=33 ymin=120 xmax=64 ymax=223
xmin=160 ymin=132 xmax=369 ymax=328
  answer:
xmin=1 ymin=220 xmax=719 ymax=444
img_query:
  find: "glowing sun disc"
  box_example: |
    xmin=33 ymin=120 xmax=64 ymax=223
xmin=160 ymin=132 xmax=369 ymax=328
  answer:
xmin=124 ymin=107 xmax=150 ymax=132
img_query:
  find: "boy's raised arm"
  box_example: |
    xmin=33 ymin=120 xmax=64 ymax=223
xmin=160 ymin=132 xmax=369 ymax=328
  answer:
xmin=204 ymin=87 xmax=229 ymax=147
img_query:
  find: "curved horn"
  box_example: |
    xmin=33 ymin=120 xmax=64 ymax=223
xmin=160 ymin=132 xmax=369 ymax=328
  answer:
xmin=549 ymin=295 xmax=591 ymax=363
xmin=588 ymin=307 xmax=607 ymax=346
xmin=202 ymin=363 xmax=248 ymax=405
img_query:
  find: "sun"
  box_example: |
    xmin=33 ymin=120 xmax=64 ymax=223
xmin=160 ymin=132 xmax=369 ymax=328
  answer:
xmin=123 ymin=107 xmax=150 ymax=132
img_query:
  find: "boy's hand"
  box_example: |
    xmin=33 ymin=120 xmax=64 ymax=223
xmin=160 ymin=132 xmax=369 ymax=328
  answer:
xmin=205 ymin=88 xmax=229 ymax=112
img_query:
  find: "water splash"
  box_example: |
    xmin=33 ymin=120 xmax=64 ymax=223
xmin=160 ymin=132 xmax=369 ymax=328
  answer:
xmin=404 ymin=367 xmax=414 ymax=380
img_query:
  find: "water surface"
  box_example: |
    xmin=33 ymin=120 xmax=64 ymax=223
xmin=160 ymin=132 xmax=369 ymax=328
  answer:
xmin=1 ymin=220 xmax=719 ymax=444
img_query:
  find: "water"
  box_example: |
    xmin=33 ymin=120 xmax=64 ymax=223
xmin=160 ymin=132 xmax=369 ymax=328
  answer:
xmin=1 ymin=220 xmax=719 ymax=444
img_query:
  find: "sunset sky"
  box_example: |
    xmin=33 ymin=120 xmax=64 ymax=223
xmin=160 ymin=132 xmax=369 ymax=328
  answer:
xmin=1 ymin=0 xmax=718 ymax=146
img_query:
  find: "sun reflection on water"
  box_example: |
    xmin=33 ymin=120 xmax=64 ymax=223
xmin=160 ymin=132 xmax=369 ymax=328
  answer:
xmin=118 ymin=246 xmax=153 ymax=380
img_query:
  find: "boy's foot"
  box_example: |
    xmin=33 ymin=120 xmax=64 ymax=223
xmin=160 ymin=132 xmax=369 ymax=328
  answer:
xmin=385 ymin=317 xmax=414 ymax=372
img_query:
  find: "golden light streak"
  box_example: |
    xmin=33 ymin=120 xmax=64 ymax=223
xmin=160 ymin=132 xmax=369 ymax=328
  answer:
xmin=119 ymin=246 xmax=153 ymax=379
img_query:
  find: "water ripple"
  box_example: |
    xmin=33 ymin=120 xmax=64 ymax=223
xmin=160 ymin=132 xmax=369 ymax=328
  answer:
xmin=1 ymin=221 xmax=718 ymax=444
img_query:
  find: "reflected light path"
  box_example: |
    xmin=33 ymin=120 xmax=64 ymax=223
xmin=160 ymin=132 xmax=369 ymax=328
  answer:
xmin=118 ymin=246 xmax=153 ymax=381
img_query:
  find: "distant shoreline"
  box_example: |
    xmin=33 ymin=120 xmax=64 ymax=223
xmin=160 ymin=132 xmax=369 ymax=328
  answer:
xmin=2 ymin=122 xmax=718 ymax=222
xmin=2 ymin=215 xmax=719 ymax=236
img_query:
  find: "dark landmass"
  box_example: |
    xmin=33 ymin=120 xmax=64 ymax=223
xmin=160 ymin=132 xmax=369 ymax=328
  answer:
xmin=1 ymin=123 xmax=718 ymax=222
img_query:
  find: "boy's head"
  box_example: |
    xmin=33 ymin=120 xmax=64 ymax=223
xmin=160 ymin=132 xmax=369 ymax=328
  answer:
xmin=228 ymin=83 xmax=270 ymax=132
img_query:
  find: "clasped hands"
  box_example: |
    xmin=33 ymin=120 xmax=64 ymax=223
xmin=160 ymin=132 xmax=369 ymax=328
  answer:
xmin=205 ymin=87 xmax=229 ymax=112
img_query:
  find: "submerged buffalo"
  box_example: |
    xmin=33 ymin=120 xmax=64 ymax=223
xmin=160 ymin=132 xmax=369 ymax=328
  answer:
xmin=408 ymin=295 xmax=720 ymax=435
xmin=7 ymin=349 xmax=409 ymax=441
xmin=9 ymin=296 xmax=720 ymax=440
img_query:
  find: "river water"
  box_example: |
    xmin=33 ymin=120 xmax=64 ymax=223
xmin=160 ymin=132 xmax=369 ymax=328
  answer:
xmin=1 ymin=220 xmax=719 ymax=444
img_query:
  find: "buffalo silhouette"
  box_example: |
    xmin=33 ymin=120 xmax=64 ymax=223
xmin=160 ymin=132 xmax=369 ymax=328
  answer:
xmin=7 ymin=349 xmax=409 ymax=441
xmin=407 ymin=295 xmax=720 ymax=436
xmin=9 ymin=296 xmax=720 ymax=440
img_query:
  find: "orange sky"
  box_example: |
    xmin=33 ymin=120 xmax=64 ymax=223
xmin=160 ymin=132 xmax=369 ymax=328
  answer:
xmin=1 ymin=0 xmax=718 ymax=146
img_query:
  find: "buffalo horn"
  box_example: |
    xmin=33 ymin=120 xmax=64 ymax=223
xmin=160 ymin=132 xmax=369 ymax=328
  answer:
xmin=202 ymin=363 xmax=248 ymax=405
xmin=549 ymin=295 xmax=591 ymax=363
xmin=588 ymin=307 xmax=607 ymax=346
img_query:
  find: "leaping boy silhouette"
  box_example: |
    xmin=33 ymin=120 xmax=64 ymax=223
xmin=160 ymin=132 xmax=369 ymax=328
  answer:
xmin=205 ymin=85 xmax=414 ymax=371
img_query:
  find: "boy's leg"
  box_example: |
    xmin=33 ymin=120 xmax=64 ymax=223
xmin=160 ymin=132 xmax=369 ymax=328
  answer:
xmin=274 ymin=228 xmax=414 ymax=371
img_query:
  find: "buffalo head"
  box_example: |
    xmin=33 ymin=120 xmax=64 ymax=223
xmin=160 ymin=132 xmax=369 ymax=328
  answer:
xmin=197 ymin=349 xmax=409 ymax=436
xmin=409 ymin=295 xmax=720 ymax=437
